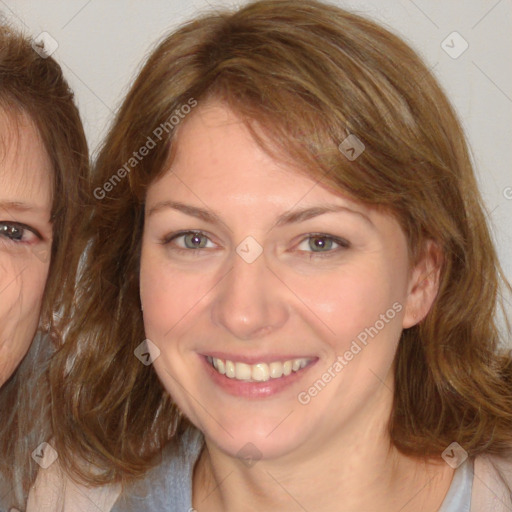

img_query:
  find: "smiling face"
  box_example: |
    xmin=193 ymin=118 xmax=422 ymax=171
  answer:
xmin=0 ymin=110 xmax=53 ymax=387
xmin=140 ymin=101 xmax=438 ymax=461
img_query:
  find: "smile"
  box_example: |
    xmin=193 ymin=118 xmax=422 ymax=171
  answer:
xmin=206 ymin=356 xmax=313 ymax=382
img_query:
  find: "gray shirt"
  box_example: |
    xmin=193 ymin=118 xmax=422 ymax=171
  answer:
xmin=110 ymin=427 xmax=472 ymax=511
xmin=0 ymin=478 xmax=15 ymax=512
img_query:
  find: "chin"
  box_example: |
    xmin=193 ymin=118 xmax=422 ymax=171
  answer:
xmin=189 ymin=403 xmax=316 ymax=462
xmin=205 ymin=421 xmax=306 ymax=462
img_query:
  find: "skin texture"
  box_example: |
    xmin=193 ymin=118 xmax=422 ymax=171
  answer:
xmin=140 ymin=101 xmax=452 ymax=511
xmin=0 ymin=110 xmax=52 ymax=387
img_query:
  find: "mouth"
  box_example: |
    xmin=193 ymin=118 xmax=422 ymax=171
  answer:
xmin=206 ymin=355 xmax=314 ymax=383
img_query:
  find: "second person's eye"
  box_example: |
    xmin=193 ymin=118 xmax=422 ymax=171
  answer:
xmin=0 ymin=221 xmax=40 ymax=244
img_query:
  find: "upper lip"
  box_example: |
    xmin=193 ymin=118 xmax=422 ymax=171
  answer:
xmin=202 ymin=352 xmax=318 ymax=365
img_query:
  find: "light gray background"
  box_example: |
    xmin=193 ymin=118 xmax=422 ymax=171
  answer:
xmin=2 ymin=0 xmax=511 ymax=331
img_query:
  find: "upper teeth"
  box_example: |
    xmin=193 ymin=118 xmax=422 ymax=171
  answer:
xmin=207 ymin=356 xmax=311 ymax=382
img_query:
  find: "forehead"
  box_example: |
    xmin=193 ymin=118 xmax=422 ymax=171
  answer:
xmin=147 ymin=101 xmax=408 ymax=248
xmin=165 ymin=101 xmax=320 ymax=194
xmin=0 ymin=108 xmax=53 ymax=208
xmin=158 ymin=101 xmax=363 ymax=210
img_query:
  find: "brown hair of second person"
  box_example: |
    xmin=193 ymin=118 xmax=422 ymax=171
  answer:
xmin=0 ymin=23 xmax=89 ymax=507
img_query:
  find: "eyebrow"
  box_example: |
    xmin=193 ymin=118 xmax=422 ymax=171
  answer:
xmin=0 ymin=200 xmax=45 ymax=213
xmin=147 ymin=200 xmax=374 ymax=229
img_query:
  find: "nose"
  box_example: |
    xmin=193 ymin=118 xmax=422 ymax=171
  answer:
xmin=211 ymin=248 xmax=289 ymax=340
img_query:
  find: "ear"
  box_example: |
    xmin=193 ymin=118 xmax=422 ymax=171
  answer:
xmin=402 ymin=239 xmax=443 ymax=329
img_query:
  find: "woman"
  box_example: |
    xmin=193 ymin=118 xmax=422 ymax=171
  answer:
xmin=29 ymin=0 xmax=512 ymax=510
xmin=0 ymin=24 xmax=88 ymax=511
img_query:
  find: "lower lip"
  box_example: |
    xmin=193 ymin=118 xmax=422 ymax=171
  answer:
xmin=201 ymin=356 xmax=317 ymax=399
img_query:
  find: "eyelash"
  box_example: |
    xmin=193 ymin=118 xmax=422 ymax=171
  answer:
xmin=0 ymin=221 xmax=40 ymax=245
xmin=161 ymin=230 xmax=350 ymax=259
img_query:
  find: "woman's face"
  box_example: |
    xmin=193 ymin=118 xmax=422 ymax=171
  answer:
xmin=140 ymin=101 xmax=436 ymax=460
xmin=0 ymin=111 xmax=52 ymax=387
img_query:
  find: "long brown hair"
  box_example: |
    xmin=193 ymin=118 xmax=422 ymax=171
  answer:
xmin=50 ymin=0 xmax=512 ymax=486
xmin=0 ymin=23 xmax=89 ymax=507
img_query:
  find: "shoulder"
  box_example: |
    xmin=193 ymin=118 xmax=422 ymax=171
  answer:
xmin=27 ymin=428 xmax=203 ymax=512
xmin=27 ymin=456 xmax=121 ymax=512
xmin=472 ymin=452 xmax=512 ymax=511
xmin=111 ymin=427 xmax=204 ymax=511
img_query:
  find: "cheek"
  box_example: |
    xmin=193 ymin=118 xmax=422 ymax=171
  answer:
xmin=139 ymin=249 xmax=210 ymax=337
xmin=0 ymin=255 xmax=48 ymax=325
xmin=286 ymin=259 xmax=404 ymax=349
xmin=0 ymin=258 xmax=48 ymax=384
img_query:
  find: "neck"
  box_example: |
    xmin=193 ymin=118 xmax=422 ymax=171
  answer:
xmin=192 ymin=379 xmax=454 ymax=512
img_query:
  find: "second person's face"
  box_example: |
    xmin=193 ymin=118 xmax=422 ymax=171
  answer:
xmin=0 ymin=111 xmax=52 ymax=386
